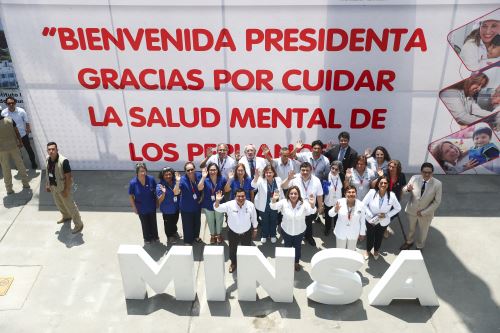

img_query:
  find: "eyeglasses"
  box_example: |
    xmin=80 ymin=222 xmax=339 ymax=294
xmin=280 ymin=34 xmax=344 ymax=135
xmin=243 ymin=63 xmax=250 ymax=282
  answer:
xmin=186 ymin=169 xmax=195 ymax=172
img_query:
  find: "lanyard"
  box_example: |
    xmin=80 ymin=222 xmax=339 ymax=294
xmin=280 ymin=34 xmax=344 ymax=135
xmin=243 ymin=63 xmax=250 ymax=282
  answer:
xmin=301 ymin=178 xmax=310 ymax=193
xmin=378 ymin=195 xmax=384 ymax=209
xmin=310 ymin=157 xmax=321 ymax=171
xmin=219 ymin=157 xmax=226 ymax=171
xmin=164 ymin=181 xmax=175 ymax=193
xmin=189 ymin=179 xmax=197 ymax=194
xmin=267 ymin=179 xmax=276 ymax=194
xmin=210 ymin=177 xmax=219 ymax=195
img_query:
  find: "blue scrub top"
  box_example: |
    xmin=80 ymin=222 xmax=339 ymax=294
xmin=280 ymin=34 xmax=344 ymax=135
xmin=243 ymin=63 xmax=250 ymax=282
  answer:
xmin=179 ymin=172 xmax=202 ymax=212
xmin=230 ymin=176 xmax=253 ymax=200
xmin=156 ymin=179 xmax=179 ymax=214
xmin=201 ymin=176 xmax=227 ymax=210
xmin=129 ymin=175 xmax=157 ymax=214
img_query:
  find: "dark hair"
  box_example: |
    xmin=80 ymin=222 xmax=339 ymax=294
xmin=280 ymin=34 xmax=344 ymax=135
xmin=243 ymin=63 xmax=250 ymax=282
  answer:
xmin=5 ymin=96 xmax=16 ymax=103
xmin=355 ymin=155 xmax=368 ymax=165
xmin=159 ymin=166 xmax=175 ymax=180
xmin=234 ymin=188 xmax=246 ymax=195
xmin=207 ymin=162 xmax=222 ymax=178
xmin=371 ymin=146 xmax=391 ymax=162
xmin=300 ymin=161 xmax=312 ymax=170
xmin=311 ymin=140 xmax=323 ymax=148
xmin=473 ymin=127 xmax=492 ymax=139
xmin=464 ymin=28 xmax=481 ymax=46
xmin=374 ymin=175 xmax=390 ymax=200
xmin=235 ymin=163 xmax=249 ymax=180
xmin=491 ymin=34 xmax=500 ymax=47
xmin=184 ymin=161 xmax=195 ymax=171
xmin=286 ymin=185 xmax=303 ymax=203
xmin=338 ymin=131 xmax=350 ymax=141
xmin=135 ymin=162 xmax=147 ymax=175
xmin=445 ymin=73 xmax=489 ymax=98
xmin=262 ymin=164 xmax=277 ymax=178
xmin=47 ymin=141 xmax=58 ymax=148
xmin=344 ymin=185 xmax=357 ymax=193
xmin=421 ymin=162 xmax=434 ymax=172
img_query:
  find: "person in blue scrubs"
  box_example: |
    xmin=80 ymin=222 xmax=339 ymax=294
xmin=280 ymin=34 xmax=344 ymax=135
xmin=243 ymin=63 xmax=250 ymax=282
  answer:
xmin=179 ymin=161 xmax=203 ymax=245
xmin=156 ymin=167 xmax=181 ymax=244
xmin=224 ymin=163 xmax=254 ymax=201
xmin=128 ymin=163 xmax=159 ymax=244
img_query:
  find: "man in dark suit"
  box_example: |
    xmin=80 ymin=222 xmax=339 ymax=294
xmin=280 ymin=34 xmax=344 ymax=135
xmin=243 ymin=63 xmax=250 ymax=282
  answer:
xmin=324 ymin=131 xmax=358 ymax=171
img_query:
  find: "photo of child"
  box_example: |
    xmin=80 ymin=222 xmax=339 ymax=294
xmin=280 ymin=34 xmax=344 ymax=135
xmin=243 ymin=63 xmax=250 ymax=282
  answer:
xmin=429 ymin=123 xmax=499 ymax=174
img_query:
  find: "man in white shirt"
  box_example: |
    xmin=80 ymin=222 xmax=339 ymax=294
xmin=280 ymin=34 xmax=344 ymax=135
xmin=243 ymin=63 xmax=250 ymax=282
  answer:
xmin=264 ymin=146 xmax=300 ymax=181
xmin=199 ymin=143 xmax=236 ymax=179
xmin=214 ymin=188 xmax=258 ymax=273
xmin=238 ymin=144 xmax=267 ymax=179
xmin=293 ymin=140 xmax=330 ymax=180
xmin=281 ymin=162 xmax=324 ymax=246
xmin=1 ymin=97 xmax=38 ymax=169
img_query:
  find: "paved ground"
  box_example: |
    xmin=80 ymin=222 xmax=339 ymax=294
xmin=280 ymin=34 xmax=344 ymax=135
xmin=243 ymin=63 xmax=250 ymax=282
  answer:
xmin=0 ymin=166 xmax=499 ymax=333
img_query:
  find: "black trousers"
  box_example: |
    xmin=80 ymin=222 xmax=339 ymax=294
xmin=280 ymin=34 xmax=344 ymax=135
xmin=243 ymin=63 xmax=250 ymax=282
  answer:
xmin=366 ymin=222 xmax=387 ymax=252
xmin=162 ymin=211 xmax=179 ymax=237
xmin=305 ymin=214 xmax=316 ymax=239
xmin=228 ymin=228 xmax=252 ymax=265
xmin=21 ymin=135 xmax=37 ymax=166
xmin=138 ymin=212 xmax=159 ymax=242
xmin=181 ymin=211 xmax=201 ymax=244
xmin=324 ymin=205 xmax=338 ymax=232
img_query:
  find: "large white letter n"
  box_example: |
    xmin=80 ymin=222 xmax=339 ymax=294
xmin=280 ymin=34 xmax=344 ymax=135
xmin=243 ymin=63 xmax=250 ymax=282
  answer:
xmin=117 ymin=245 xmax=196 ymax=301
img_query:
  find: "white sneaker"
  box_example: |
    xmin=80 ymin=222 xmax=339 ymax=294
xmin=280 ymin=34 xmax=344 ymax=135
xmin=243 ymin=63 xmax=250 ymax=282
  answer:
xmin=260 ymin=237 xmax=267 ymax=243
xmin=271 ymin=237 xmax=277 ymax=243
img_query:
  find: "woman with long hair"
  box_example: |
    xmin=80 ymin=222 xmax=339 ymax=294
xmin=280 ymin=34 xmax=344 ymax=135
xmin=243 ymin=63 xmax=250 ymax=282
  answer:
xmin=198 ymin=163 xmax=227 ymax=244
xmin=431 ymin=140 xmax=478 ymax=174
xmin=270 ymin=185 xmax=316 ymax=271
xmin=224 ymin=162 xmax=254 ymax=201
xmin=252 ymin=164 xmax=284 ymax=243
xmin=439 ymin=73 xmax=490 ymax=126
xmin=367 ymin=146 xmax=391 ymax=176
xmin=362 ymin=176 xmax=401 ymax=260
xmin=460 ymin=16 xmax=499 ymax=70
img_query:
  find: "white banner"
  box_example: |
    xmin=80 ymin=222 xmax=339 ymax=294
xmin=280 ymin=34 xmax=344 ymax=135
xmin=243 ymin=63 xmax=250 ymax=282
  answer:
xmin=0 ymin=2 xmax=498 ymax=173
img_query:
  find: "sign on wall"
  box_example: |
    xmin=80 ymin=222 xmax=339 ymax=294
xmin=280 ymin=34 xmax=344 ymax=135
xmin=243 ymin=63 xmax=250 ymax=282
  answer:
xmin=0 ymin=1 xmax=498 ymax=173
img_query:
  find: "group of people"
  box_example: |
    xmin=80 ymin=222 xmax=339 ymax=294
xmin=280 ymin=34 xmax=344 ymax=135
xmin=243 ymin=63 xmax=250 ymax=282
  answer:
xmin=128 ymin=132 xmax=443 ymax=273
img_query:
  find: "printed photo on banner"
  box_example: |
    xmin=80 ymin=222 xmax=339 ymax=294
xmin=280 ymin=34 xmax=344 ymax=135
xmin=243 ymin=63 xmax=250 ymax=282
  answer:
xmin=447 ymin=8 xmax=499 ymax=72
xmin=439 ymin=65 xmax=499 ymax=131
xmin=429 ymin=122 xmax=499 ymax=175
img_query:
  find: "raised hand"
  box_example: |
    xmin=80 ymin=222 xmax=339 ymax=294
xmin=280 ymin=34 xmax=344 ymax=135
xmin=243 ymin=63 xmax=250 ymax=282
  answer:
xmin=160 ymin=184 xmax=166 ymax=193
xmin=262 ymin=145 xmax=270 ymax=156
xmin=295 ymin=139 xmax=303 ymax=150
xmin=215 ymin=190 xmax=224 ymax=202
xmin=175 ymin=172 xmax=181 ymax=182
xmin=364 ymin=148 xmax=372 ymax=158
xmin=325 ymin=140 xmax=334 ymax=151
xmin=377 ymin=168 xmax=384 ymax=177
xmin=287 ymin=170 xmax=295 ymax=181
xmin=254 ymin=168 xmax=260 ymax=178
xmin=228 ymin=170 xmax=234 ymax=179
xmin=334 ymin=201 xmax=341 ymax=213
xmin=346 ymin=168 xmax=353 ymax=179
xmin=272 ymin=190 xmax=280 ymax=201
xmin=406 ymin=183 xmax=414 ymax=192
xmin=201 ymin=167 xmax=208 ymax=178
xmin=308 ymin=193 xmax=315 ymax=206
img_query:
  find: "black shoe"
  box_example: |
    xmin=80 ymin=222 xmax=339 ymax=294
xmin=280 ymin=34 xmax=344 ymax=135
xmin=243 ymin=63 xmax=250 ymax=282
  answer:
xmin=307 ymin=237 xmax=316 ymax=246
xmin=400 ymin=242 xmax=413 ymax=250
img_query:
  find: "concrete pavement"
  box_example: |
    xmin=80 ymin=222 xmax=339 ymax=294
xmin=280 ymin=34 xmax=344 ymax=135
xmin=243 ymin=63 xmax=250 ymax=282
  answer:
xmin=0 ymin=169 xmax=499 ymax=333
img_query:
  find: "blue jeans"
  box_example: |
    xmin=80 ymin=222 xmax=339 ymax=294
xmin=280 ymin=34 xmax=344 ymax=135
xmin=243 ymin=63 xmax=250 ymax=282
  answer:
xmin=181 ymin=210 xmax=201 ymax=244
xmin=258 ymin=208 xmax=278 ymax=238
xmin=282 ymin=231 xmax=304 ymax=263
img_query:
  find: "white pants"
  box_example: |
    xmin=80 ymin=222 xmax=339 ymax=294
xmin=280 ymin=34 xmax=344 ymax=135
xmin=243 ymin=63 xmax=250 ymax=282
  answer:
xmin=336 ymin=237 xmax=357 ymax=251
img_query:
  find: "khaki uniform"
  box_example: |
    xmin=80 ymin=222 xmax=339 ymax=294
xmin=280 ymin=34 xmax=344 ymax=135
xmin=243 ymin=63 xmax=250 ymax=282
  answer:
xmin=0 ymin=117 xmax=29 ymax=193
xmin=46 ymin=154 xmax=83 ymax=228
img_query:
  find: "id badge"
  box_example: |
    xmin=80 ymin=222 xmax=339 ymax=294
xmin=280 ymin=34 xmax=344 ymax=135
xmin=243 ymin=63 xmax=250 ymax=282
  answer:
xmin=211 ymin=195 xmax=215 ymax=201
xmin=173 ymin=197 xmax=177 ymax=203
xmin=48 ymin=173 xmax=54 ymax=177
xmin=193 ymin=194 xmax=197 ymax=200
